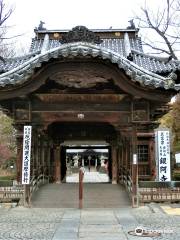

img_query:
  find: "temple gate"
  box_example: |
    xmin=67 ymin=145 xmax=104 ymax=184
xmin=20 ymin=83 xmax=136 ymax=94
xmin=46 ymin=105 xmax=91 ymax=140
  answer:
xmin=0 ymin=25 xmax=179 ymax=206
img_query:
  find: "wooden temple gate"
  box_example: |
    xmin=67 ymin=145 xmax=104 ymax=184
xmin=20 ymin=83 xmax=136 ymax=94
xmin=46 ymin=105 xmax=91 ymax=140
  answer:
xmin=0 ymin=25 xmax=179 ymax=206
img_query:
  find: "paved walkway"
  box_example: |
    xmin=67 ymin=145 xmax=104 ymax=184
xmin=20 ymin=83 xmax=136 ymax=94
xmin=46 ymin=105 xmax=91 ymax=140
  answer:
xmin=32 ymin=183 xmax=130 ymax=208
xmin=66 ymin=171 xmax=109 ymax=183
xmin=0 ymin=204 xmax=180 ymax=239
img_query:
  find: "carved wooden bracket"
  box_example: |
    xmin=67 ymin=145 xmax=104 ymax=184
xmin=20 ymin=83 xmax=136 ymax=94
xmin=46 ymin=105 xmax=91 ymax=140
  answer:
xmin=60 ymin=26 xmax=102 ymax=44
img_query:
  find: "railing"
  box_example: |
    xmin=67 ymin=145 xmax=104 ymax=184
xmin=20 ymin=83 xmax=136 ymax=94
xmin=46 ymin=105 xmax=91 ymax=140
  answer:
xmin=29 ymin=174 xmax=49 ymax=201
xmin=123 ymin=173 xmax=133 ymax=195
xmin=0 ymin=180 xmax=14 ymax=187
xmin=120 ymin=167 xmax=133 ymax=196
xmin=139 ymin=181 xmax=180 ymax=203
xmin=0 ymin=185 xmax=24 ymax=203
xmin=0 ymin=174 xmax=49 ymax=205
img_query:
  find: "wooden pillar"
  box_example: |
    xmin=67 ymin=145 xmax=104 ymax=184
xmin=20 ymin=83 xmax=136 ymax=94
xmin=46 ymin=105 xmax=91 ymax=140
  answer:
xmin=116 ymin=147 xmax=119 ymax=183
xmin=119 ymin=145 xmax=123 ymax=183
xmin=47 ymin=143 xmax=51 ymax=177
xmin=122 ymin=142 xmax=125 ymax=169
xmin=43 ymin=140 xmax=49 ymax=177
xmin=41 ymin=142 xmax=45 ymax=181
xmin=125 ymin=140 xmax=128 ymax=173
xmin=31 ymin=138 xmax=34 ymax=176
xmin=54 ymin=146 xmax=61 ymax=183
xmin=33 ymin=133 xmax=39 ymax=177
xmin=117 ymin=147 xmax=122 ymax=183
xmin=111 ymin=144 xmax=118 ymax=184
xmin=31 ymin=134 xmax=36 ymax=178
xmin=38 ymin=135 xmax=41 ymax=175
xmin=132 ymin=125 xmax=138 ymax=207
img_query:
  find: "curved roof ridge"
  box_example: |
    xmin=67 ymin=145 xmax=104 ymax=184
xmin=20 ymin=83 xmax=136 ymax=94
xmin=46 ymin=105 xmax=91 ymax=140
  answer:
xmin=0 ymin=42 xmax=178 ymax=90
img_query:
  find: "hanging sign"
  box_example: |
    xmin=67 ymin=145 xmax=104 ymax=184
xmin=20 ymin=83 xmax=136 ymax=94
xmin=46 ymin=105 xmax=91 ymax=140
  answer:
xmin=175 ymin=153 xmax=180 ymax=164
xmin=133 ymin=154 xmax=137 ymax=164
xmin=22 ymin=126 xmax=32 ymax=184
xmin=155 ymin=129 xmax=171 ymax=182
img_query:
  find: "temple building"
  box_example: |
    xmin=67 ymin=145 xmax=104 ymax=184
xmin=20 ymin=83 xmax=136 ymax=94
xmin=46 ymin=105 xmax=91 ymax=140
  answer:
xmin=0 ymin=24 xmax=179 ymax=187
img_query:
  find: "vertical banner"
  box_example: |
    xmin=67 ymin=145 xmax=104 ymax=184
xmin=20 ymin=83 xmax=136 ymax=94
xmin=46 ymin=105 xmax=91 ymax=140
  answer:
xmin=155 ymin=128 xmax=171 ymax=182
xmin=22 ymin=126 xmax=32 ymax=184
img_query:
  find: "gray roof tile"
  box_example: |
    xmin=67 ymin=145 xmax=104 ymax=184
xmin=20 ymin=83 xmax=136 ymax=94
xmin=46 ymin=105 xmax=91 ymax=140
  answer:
xmin=0 ymin=27 xmax=180 ymax=91
xmin=0 ymin=42 xmax=179 ymax=91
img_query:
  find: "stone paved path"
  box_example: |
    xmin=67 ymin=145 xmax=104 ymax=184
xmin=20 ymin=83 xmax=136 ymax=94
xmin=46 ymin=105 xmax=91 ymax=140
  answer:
xmin=66 ymin=171 xmax=109 ymax=183
xmin=0 ymin=204 xmax=179 ymax=239
xmin=132 ymin=203 xmax=180 ymax=240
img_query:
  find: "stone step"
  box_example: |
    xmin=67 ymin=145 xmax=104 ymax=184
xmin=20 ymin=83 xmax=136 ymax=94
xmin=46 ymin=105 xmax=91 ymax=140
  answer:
xmin=32 ymin=183 xmax=130 ymax=208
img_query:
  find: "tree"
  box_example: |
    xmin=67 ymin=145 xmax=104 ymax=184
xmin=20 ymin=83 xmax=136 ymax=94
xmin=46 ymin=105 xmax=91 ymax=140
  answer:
xmin=135 ymin=0 xmax=180 ymax=59
xmin=0 ymin=0 xmax=15 ymax=58
xmin=159 ymin=94 xmax=180 ymax=153
xmin=0 ymin=111 xmax=16 ymax=168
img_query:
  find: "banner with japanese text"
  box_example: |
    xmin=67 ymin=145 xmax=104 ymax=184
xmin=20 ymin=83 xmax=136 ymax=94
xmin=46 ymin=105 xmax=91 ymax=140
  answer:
xmin=22 ymin=126 xmax=32 ymax=184
xmin=155 ymin=129 xmax=171 ymax=182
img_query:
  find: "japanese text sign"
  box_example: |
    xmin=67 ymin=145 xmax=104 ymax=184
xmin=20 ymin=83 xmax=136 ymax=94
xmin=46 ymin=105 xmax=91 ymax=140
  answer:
xmin=22 ymin=126 xmax=32 ymax=184
xmin=155 ymin=129 xmax=171 ymax=181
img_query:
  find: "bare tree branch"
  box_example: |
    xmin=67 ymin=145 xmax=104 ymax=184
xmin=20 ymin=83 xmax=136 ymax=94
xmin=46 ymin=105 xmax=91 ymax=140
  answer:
xmin=135 ymin=0 xmax=180 ymax=60
xmin=0 ymin=0 xmax=16 ymax=58
xmin=142 ymin=40 xmax=172 ymax=55
xmin=0 ymin=0 xmax=13 ymax=26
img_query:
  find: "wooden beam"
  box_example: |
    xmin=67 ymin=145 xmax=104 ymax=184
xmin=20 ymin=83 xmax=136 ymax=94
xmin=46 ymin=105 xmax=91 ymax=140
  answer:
xmin=137 ymin=132 xmax=154 ymax=137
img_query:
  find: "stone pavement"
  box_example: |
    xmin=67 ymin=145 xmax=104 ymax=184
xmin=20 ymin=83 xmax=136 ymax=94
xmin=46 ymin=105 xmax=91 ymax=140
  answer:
xmin=132 ymin=203 xmax=180 ymax=240
xmin=0 ymin=204 xmax=179 ymax=240
xmin=66 ymin=171 xmax=109 ymax=183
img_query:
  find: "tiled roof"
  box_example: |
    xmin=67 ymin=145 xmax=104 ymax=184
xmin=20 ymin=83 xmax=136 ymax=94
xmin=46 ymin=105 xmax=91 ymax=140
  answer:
xmin=29 ymin=38 xmax=127 ymax=56
xmin=29 ymin=37 xmax=143 ymax=57
xmin=1 ymin=36 xmax=178 ymax=75
xmin=0 ymin=26 xmax=179 ymax=91
xmin=132 ymin=50 xmax=180 ymax=74
xmin=0 ymin=42 xmax=179 ymax=91
xmin=0 ymin=52 xmax=39 ymax=73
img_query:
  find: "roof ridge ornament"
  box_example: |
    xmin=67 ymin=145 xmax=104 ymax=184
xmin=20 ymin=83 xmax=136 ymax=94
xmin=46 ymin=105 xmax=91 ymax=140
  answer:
xmin=34 ymin=21 xmax=46 ymax=31
xmin=127 ymin=19 xmax=136 ymax=29
xmin=60 ymin=26 xmax=102 ymax=44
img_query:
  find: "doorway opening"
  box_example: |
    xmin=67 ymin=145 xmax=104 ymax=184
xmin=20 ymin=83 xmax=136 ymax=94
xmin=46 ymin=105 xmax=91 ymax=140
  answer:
xmin=63 ymin=145 xmax=111 ymax=183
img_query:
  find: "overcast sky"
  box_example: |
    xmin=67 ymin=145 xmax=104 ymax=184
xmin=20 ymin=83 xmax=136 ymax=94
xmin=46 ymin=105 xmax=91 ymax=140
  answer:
xmin=5 ymin=0 xmax=164 ymax=53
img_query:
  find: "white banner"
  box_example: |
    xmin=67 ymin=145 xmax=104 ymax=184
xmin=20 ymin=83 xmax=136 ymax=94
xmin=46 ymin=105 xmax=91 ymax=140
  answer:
xmin=22 ymin=126 xmax=32 ymax=184
xmin=175 ymin=153 xmax=180 ymax=164
xmin=155 ymin=129 xmax=171 ymax=181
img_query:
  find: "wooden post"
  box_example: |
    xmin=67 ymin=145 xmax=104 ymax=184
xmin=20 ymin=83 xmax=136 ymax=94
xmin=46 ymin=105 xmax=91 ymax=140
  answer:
xmin=24 ymin=185 xmax=30 ymax=207
xmin=132 ymin=125 xmax=139 ymax=207
xmin=47 ymin=143 xmax=51 ymax=179
xmin=41 ymin=142 xmax=45 ymax=183
xmin=111 ymin=144 xmax=118 ymax=184
xmin=54 ymin=146 xmax=61 ymax=183
xmin=125 ymin=140 xmax=128 ymax=174
xmin=119 ymin=145 xmax=123 ymax=183
xmin=32 ymin=131 xmax=37 ymax=177
xmin=79 ymin=167 xmax=84 ymax=209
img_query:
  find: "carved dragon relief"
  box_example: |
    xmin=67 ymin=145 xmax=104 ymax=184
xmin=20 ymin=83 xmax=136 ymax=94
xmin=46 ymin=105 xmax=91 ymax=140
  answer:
xmin=50 ymin=71 xmax=108 ymax=88
xmin=60 ymin=26 xmax=102 ymax=44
